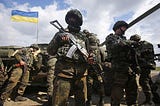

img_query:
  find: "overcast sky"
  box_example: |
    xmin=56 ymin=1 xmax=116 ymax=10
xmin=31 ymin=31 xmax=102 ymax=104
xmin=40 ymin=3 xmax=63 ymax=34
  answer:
xmin=0 ymin=0 xmax=160 ymax=54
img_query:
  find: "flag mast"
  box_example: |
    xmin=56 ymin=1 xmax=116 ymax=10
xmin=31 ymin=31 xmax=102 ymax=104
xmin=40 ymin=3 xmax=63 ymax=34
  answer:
xmin=36 ymin=19 xmax=39 ymax=43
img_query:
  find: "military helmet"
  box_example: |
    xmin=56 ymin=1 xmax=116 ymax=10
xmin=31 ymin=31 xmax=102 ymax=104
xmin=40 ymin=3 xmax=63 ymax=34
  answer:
xmin=83 ymin=29 xmax=89 ymax=34
xmin=130 ymin=34 xmax=141 ymax=42
xmin=30 ymin=44 xmax=39 ymax=50
xmin=65 ymin=9 xmax=83 ymax=27
xmin=113 ymin=20 xmax=128 ymax=31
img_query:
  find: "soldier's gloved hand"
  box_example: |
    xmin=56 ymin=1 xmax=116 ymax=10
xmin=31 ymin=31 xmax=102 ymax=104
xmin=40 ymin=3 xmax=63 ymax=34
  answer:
xmin=56 ymin=33 xmax=70 ymax=44
xmin=135 ymin=66 xmax=141 ymax=75
xmin=61 ymin=34 xmax=70 ymax=41
xmin=59 ymin=33 xmax=70 ymax=44
xmin=0 ymin=68 xmax=4 ymax=72
xmin=87 ymin=53 xmax=95 ymax=65
xmin=20 ymin=60 xmax=26 ymax=66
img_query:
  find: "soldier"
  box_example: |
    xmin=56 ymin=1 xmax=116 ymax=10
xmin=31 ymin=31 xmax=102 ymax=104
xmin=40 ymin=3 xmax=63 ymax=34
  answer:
xmin=0 ymin=47 xmax=33 ymax=104
xmin=83 ymin=30 xmax=105 ymax=106
xmin=130 ymin=34 xmax=157 ymax=105
xmin=0 ymin=57 xmax=5 ymax=90
xmin=47 ymin=9 xmax=93 ymax=106
xmin=30 ymin=44 xmax=42 ymax=73
xmin=43 ymin=55 xmax=57 ymax=106
xmin=104 ymin=21 xmax=138 ymax=106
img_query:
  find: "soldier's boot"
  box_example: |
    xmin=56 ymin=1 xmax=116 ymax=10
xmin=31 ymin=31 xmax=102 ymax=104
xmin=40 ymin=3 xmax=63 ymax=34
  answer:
xmin=152 ymin=92 xmax=160 ymax=104
xmin=0 ymin=99 xmax=4 ymax=106
xmin=111 ymin=98 xmax=120 ymax=106
xmin=14 ymin=95 xmax=27 ymax=102
xmin=43 ymin=95 xmax=52 ymax=106
xmin=98 ymin=96 xmax=105 ymax=106
xmin=140 ymin=93 xmax=152 ymax=105
xmin=86 ymin=99 xmax=92 ymax=106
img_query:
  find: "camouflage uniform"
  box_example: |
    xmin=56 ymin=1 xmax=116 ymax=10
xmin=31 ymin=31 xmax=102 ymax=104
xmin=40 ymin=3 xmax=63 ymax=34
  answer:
xmin=47 ymin=9 xmax=88 ymax=106
xmin=0 ymin=58 xmax=7 ymax=90
xmin=0 ymin=48 xmax=33 ymax=102
xmin=30 ymin=44 xmax=42 ymax=73
xmin=45 ymin=56 xmax=57 ymax=106
xmin=130 ymin=35 xmax=157 ymax=104
xmin=138 ymin=41 xmax=155 ymax=104
xmin=84 ymin=30 xmax=105 ymax=106
xmin=105 ymin=21 xmax=138 ymax=106
xmin=47 ymin=56 xmax=57 ymax=96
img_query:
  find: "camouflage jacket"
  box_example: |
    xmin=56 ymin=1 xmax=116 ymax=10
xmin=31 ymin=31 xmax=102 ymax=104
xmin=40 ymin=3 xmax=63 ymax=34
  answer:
xmin=87 ymin=33 xmax=101 ymax=63
xmin=47 ymin=31 xmax=88 ymax=62
xmin=105 ymin=33 xmax=131 ymax=63
xmin=0 ymin=58 xmax=4 ymax=71
xmin=47 ymin=31 xmax=88 ymax=78
xmin=15 ymin=48 xmax=34 ymax=67
xmin=137 ymin=40 xmax=156 ymax=69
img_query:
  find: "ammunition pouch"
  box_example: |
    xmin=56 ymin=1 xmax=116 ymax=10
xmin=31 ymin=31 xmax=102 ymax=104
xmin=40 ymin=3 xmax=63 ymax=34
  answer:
xmin=57 ymin=44 xmax=86 ymax=63
xmin=58 ymin=56 xmax=84 ymax=63
xmin=57 ymin=44 xmax=71 ymax=57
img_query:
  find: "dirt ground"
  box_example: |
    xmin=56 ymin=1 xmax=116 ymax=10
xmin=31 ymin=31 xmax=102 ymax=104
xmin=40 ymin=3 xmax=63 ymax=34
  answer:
xmin=4 ymin=71 xmax=160 ymax=106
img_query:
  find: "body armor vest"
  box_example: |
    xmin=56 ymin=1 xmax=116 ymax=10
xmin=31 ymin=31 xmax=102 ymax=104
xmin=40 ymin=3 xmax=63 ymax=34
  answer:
xmin=57 ymin=32 xmax=87 ymax=62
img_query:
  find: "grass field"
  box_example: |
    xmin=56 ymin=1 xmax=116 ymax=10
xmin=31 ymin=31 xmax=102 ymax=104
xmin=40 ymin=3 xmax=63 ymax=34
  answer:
xmin=156 ymin=67 xmax=160 ymax=71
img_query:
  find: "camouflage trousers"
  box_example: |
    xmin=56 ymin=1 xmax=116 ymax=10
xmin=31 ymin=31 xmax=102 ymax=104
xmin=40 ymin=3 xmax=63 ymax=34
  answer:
xmin=47 ymin=57 xmax=57 ymax=96
xmin=52 ymin=76 xmax=87 ymax=106
xmin=0 ymin=72 xmax=8 ymax=91
xmin=139 ymin=68 xmax=152 ymax=102
xmin=87 ymin=71 xmax=105 ymax=102
xmin=111 ymin=67 xmax=138 ymax=106
xmin=0 ymin=67 xmax=29 ymax=101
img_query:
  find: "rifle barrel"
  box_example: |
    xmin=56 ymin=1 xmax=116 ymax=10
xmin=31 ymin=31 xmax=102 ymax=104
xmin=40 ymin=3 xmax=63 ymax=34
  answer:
xmin=128 ymin=3 xmax=160 ymax=28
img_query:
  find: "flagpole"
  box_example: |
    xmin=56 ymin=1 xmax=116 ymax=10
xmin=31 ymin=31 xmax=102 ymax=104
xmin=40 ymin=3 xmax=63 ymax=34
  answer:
xmin=36 ymin=19 xmax=39 ymax=44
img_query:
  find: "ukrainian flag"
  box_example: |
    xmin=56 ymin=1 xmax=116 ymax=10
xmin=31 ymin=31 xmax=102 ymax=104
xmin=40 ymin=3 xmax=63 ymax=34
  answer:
xmin=11 ymin=10 xmax=38 ymax=23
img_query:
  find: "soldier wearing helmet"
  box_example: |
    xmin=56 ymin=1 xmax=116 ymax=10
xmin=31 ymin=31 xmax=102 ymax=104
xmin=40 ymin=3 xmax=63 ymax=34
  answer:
xmin=104 ymin=20 xmax=138 ymax=106
xmin=0 ymin=47 xmax=34 ymax=104
xmin=113 ymin=21 xmax=128 ymax=31
xmin=47 ymin=9 xmax=90 ymax=106
xmin=130 ymin=34 xmax=141 ymax=42
xmin=65 ymin=9 xmax=83 ymax=33
xmin=130 ymin=34 xmax=158 ymax=105
xmin=83 ymin=30 xmax=106 ymax=106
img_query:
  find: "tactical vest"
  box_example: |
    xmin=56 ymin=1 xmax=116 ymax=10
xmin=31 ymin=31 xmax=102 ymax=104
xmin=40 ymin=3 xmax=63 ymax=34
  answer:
xmin=21 ymin=48 xmax=34 ymax=67
xmin=87 ymin=33 xmax=101 ymax=63
xmin=139 ymin=41 xmax=155 ymax=69
xmin=106 ymin=34 xmax=129 ymax=62
xmin=57 ymin=32 xmax=87 ymax=62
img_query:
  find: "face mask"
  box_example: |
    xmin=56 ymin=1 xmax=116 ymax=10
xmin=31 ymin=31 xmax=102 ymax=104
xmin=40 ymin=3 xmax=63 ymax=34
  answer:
xmin=68 ymin=25 xmax=81 ymax=33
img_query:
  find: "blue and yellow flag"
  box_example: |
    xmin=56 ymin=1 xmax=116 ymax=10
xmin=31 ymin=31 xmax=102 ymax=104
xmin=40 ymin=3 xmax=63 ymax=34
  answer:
xmin=11 ymin=10 xmax=38 ymax=23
